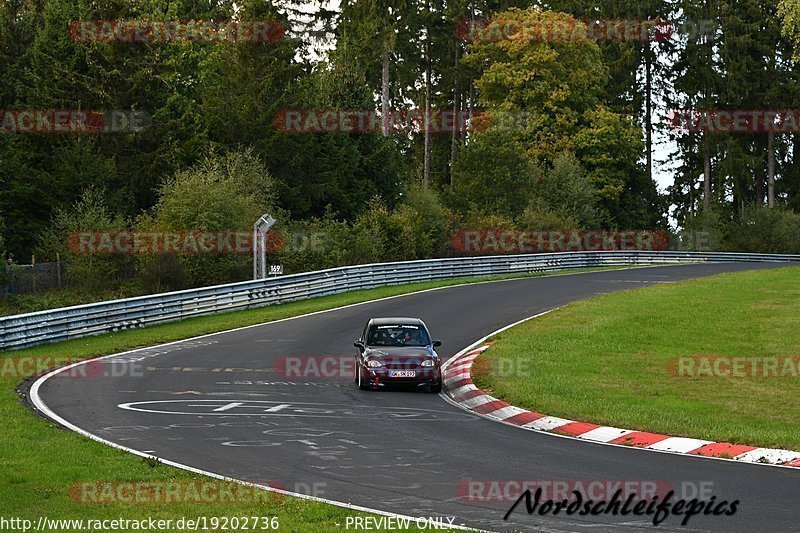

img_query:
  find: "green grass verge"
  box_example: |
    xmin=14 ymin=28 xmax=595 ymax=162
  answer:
xmin=473 ymin=266 xmax=800 ymax=451
xmin=0 ymin=267 xmax=634 ymax=532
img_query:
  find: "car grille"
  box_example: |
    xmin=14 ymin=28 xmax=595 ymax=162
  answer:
xmin=382 ymin=360 xmax=423 ymax=370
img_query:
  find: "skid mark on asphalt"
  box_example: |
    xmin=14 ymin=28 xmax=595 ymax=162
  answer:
xmin=215 ymin=381 xmax=336 ymax=387
xmin=221 ymin=440 xmax=281 ymax=447
xmin=147 ymin=390 xmax=302 ymax=397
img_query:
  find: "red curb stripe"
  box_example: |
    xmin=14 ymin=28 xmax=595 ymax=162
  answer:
xmin=781 ymin=458 xmax=800 ymax=468
xmin=452 ymin=389 xmax=485 ymax=403
xmin=504 ymin=411 xmax=546 ymax=426
xmin=553 ymin=421 xmax=602 ymax=437
xmin=609 ymin=432 xmax=670 ymax=448
xmin=689 ymin=442 xmax=758 ymax=458
xmin=472 ymin=400 xmax=511 ymax=415
xmin=448 ymin=378 xmax=473 ymax=390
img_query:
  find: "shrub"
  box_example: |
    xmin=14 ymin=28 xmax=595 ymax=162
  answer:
xmin=137 ymin=149 xmax=275 ymax=289
xmin=35 ymin=188 xmax=131 ymax=292
xmin=723 ymin=208 xmax=800 ymax=254
xmin=396 ymin=185 xmax=454 ymax=258
xmin=272 ymin=215 xmax=351 ymax=274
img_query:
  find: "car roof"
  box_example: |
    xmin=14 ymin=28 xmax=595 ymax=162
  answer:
xmin=369 ymin=317 xmax=424 ymax=326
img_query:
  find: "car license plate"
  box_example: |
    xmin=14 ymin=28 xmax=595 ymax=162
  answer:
xmin=390 ymin=370 xmax=416 ymax=378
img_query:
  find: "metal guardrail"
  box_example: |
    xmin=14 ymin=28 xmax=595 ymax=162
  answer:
xmin=2 ymin=251 xmax=799 ymax=351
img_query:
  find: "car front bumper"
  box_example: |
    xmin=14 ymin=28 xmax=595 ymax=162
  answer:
xmin=365 ymin=367 xmax=441 ymax=388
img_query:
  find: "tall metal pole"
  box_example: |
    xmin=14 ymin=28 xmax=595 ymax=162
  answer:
xmin=253 ymin=214 xmax=276 ymax=279
xmin=253 ymin=224 xmax=258 ymax=279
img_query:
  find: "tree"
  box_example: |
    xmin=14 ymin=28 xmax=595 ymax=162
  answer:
xmin=546 ymin=0 xmax=672 ymax=182
xmin=453 ymin=129 xmax=540 ymax=217
xmin=457 ymin=7 xmax=663 ymax=227
xmin=779 ymin=0 xmax=800 ymax=52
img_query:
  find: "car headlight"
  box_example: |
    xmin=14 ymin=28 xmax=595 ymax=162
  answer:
xmin=421 ymin=359 xmax=435 ymax=367
xmin=367 ymin=360 xmax=383 ymax=368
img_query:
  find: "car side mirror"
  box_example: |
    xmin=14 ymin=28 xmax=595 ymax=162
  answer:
xmin=354 ymin=340 xmax=365 ymax=350
xmin=432 ymin=340 xmax=442 ymax=347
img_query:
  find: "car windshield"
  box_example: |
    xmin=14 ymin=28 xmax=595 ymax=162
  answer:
xmin=367 ymin=324 xmax=431 ymax=347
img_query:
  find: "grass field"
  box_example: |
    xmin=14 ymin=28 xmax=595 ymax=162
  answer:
xmin=1 ymin=267 xmax=632 ymax=532
xmin=473 ymin=266 xmax=800 ymax=451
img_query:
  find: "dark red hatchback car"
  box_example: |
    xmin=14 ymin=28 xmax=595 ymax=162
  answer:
xmin=354 ymin=317 xmax=443 ymax=392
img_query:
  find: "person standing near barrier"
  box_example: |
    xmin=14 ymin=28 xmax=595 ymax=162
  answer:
xmin=3 ymin=257 xmax=17 ymax=296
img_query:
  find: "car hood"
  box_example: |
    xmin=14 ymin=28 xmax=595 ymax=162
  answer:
xmin=364 ymin=346 xmax=435 ymax=360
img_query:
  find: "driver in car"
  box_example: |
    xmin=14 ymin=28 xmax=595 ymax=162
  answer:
xmin=373 ymin=330 xmax=391 ymax=345
xmin=400 ymin=329 xmax=423 ymax=345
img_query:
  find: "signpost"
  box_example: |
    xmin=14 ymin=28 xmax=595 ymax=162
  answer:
xmin=253 ymin=214 xmax=276 ymax=279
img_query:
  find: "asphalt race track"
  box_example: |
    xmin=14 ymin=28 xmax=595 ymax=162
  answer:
xmin=33 ymin=263 xmax=800 ymax=532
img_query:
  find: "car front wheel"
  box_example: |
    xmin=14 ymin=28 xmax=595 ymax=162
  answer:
xmin=357 ymin=366 xmax=371 ymax=390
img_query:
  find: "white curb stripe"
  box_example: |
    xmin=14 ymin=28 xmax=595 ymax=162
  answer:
xmin=734 ymin=448 xmax=800 ymax=464
xmin=523 ymin=416 xmax=573 ymax=431
xmin=444 ymin=372 xmax=471 ymax=386
xmin=647 ymin=437 xmax=714 ymax=454
xmin=458 ymin=351 xmax=484 ymax=362
xmin=461 ymin=395 xmax=497 ymax=410
xmin=447 ymin=360 xmax=473 ymax=372
xmin=447 ymin=383 xmax=478 ymax=399
xmin=577 ymin=426 xmax=636 ymax=443
xmin=485 ymin=405 xmax=529 ymax=420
